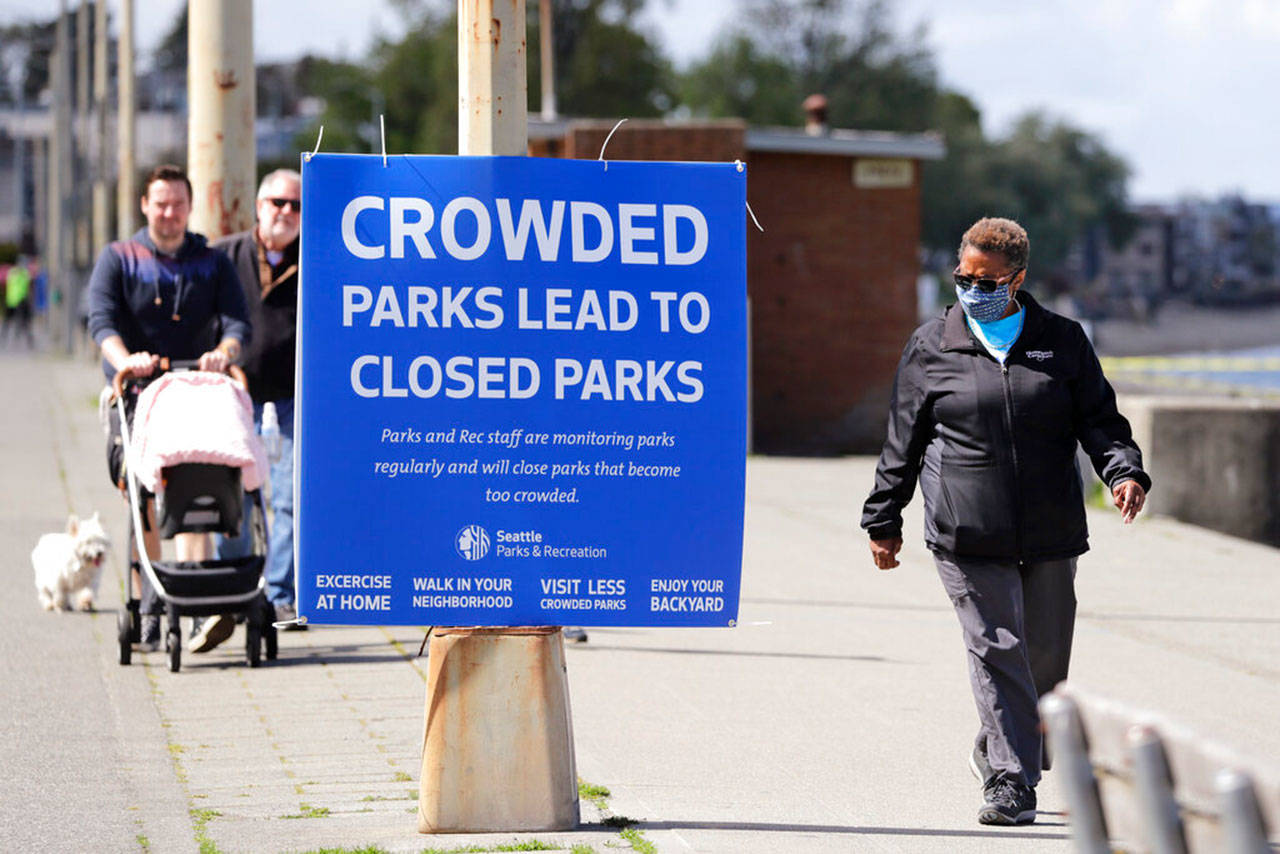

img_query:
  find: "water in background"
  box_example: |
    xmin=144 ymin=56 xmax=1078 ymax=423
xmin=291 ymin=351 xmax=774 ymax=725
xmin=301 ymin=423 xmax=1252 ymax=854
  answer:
xmin=1101 ymin=344 xmax=1280 ymax=396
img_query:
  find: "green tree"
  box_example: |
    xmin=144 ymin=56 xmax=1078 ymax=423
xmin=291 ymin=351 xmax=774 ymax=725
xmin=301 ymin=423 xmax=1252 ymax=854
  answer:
xmin=681 ymin=0 xmax=937 ymax=131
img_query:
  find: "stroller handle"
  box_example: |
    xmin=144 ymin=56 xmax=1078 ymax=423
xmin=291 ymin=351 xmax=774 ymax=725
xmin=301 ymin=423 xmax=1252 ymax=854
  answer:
xmin=112 ymin=357 xmax=249 ymax=399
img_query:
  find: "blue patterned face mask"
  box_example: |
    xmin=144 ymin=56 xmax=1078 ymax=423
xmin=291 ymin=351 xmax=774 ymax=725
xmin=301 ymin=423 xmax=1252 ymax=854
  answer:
xmin=955 ymin=282 xmax=1012 ymax=323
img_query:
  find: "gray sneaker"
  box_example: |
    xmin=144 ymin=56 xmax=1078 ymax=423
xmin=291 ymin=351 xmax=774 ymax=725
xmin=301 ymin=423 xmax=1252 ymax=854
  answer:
xmin=562 ymin=627 xmax=588 ymax=643
xmin=189 ymin=614 xmax=235 ymax=653
xmin=979 ymin=774 xmax=1037 ymax=825
xmin=274 ymin=603 xmax=306 ymax=631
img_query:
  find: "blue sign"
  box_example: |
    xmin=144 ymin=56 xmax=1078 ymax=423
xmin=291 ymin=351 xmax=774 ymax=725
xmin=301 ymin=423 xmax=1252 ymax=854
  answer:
xmin=296 ymin=154 xmax=746 ymax=627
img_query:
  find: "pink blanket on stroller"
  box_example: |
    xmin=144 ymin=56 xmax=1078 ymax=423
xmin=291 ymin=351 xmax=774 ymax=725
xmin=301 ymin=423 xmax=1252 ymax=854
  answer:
xmin=128 ymin=371 xmax=268 ymax=492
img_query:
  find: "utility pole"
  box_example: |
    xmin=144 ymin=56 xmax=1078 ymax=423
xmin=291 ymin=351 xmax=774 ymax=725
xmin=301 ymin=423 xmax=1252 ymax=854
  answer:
xmin=53 ymin=3 xmax=75 ymax=352
xmin=93 ymin=0 xmax=111 ymax=252
xmin=419 ymin=0 xmax=577 ymax=834
xmin=116 ymin=0 xmax=136 ymax=239
xmin=457 ymin=0 xmax=529 ymax=155
xmin=186 ymin=0 xmax=255 ymax=239
xmin=75 ymin=0 xmax=91 ymax=268
xmin=539 ymin=0 xmax=556 ymax=121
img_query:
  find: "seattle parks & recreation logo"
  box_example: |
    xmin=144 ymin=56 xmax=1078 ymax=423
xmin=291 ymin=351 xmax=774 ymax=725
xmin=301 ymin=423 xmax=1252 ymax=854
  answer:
xmin=455 ymin=525 xmax=491 ymax=561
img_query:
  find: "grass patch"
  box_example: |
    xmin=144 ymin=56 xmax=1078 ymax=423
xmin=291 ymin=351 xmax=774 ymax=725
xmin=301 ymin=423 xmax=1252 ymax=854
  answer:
xmin=393 ymin=771 xmax=413 ymax=782
xmin=619 ymin=828 xmax=656 ymax=854
xmin=188 ymin=808 xmax=223 ymax=854
xmin=297 ymin=848 xmax=390 ymax=854
xmin=577 ymin=779 xmax=611 ymax=811
xmin=569 ymin=846 xmax=597 ymax=854
xmin=282 ymin=803 xmax=331 ymax=819
xmin=419 ymin=842 xmax=560 ymax=854
xmin=136 ymin=834 xmax=150 ymax=852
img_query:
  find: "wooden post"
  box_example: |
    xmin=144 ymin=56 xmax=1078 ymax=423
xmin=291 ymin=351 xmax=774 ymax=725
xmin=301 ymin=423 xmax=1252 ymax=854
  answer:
xmin=186 ymin=0 xmax=255 ymax=240
xmin=419 ymin=0 xmax=578 ymax=834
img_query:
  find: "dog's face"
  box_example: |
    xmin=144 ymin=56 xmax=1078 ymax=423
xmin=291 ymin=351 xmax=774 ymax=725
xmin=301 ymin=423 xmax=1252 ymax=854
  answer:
xmin=70 ymin=512 xmax=111 ymax=570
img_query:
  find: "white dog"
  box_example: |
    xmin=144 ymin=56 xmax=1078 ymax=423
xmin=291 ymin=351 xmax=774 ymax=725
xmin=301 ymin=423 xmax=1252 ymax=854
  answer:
xmin=32 ymin=512 xmax=111 ymax=612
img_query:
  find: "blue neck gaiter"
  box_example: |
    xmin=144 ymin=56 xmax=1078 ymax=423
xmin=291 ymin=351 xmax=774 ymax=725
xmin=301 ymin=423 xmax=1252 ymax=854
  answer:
xmin=966 ymin=303 xmax=1025 ymax=362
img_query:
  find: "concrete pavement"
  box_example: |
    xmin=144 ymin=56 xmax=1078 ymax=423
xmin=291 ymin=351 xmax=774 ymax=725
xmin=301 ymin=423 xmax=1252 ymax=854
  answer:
xmin=2 ymin=350 xmax=1278 ymax=853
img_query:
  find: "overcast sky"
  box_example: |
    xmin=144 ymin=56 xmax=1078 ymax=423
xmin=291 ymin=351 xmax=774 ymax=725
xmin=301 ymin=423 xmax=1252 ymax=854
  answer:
xmin=11 ymin=0 xmax=1277 ymax=202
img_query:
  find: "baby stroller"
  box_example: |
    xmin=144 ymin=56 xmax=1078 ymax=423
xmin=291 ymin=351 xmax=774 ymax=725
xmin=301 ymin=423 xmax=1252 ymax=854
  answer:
xmin=112 ymin=359 xmax=278 ymax=672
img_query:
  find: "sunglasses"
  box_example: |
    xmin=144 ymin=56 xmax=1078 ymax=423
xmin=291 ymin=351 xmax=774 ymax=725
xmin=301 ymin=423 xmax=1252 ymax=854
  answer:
xmin=266 ymin=197 xmax=301 ymax=212
xmin=953 ymin=266 xmax=1023 ymax=294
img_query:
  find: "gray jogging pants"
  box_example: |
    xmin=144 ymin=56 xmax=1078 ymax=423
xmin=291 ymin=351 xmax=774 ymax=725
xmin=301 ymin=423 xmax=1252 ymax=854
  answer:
xmin=933 ymin=552 xmax=1078 ymax=788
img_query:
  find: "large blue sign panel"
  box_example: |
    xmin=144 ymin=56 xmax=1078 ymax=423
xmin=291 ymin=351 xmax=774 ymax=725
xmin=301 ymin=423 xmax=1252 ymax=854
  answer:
xmin=296 ymin=154 xmax=746 ymax=627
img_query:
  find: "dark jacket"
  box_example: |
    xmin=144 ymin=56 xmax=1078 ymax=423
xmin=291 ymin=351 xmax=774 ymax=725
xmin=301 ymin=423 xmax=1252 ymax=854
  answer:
xmin=861 ymin=291 xmax=1151 ymax=562
xmin=87 ymin=228 xmax=250 ymax=379
xmin=213 ymin=229 xmax=298 ymax=403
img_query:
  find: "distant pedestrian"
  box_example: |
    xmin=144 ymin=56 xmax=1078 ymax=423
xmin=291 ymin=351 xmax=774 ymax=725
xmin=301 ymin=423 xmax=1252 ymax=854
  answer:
xmin=4 ymin=257 xmax=35 ymax=349
xmin=211 ymin=169 xmax=304 ymax=640
xmin=861 ymin=217 xmax=1151 ymax=826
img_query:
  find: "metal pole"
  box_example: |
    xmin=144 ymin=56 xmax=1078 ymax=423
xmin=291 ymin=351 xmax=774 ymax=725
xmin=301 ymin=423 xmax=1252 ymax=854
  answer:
xmin=418 ymin=1 xmax=576 ymax=834
xmin=76 ymin=0 xmax=91 ymax=268
xmin=538 ymin=0 xmax=556 ymax=121
xmin=54 ymin=4 xmax=76 ymax=352
xmin=1129 ymin=726 xmax=1188 ymax=854
xmin=1040 ymin=694 xmax=1111 ymax=854
xmin=458 ymin=0 xmax=529 ymax=156
xmin=186 ymin=0 xmax=255 ymax=239
xmin=92 ymin=0 xmax=111 ymax=252
xmin=1216 ymin=770 xmax=1270 ymax=854
xmin=116 ymin=0 xmax=136 ymax=240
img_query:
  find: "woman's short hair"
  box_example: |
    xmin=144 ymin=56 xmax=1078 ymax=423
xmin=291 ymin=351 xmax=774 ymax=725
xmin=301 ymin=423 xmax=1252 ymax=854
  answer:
xmin=959 ymin=217 xmax=1029 ymax=270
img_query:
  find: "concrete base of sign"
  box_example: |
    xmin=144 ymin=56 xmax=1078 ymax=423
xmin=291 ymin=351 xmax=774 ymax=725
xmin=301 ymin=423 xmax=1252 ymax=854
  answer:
xmin=418 ymin=626 xmax=579 ymax=833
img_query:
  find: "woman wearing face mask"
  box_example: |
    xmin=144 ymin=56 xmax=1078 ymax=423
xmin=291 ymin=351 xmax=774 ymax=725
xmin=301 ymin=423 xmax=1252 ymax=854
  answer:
xmin=860 ymin=217 xmax=1150 ymax=827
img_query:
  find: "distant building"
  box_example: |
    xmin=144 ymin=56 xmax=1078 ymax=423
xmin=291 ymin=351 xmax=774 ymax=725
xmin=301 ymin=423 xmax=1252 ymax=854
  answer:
xmin=529 ymin=117 xmax=945 ymax=453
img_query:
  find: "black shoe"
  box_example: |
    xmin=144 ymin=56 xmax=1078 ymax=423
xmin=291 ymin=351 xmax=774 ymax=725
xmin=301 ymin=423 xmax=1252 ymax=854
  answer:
xmin=189 ymin=614 xmax=235 ymax=653
xmin=562 ymin=626 xmax=588 ymax=643
xmin=274 ymin=603 xmax=307 ymax=631
xmin=979 ymin=774 xmax=1036 ymax=825
xmin=140 ymin=615 xmax=161 ymax=652
xmin=969 ymin=744 xmax=995 ymax=787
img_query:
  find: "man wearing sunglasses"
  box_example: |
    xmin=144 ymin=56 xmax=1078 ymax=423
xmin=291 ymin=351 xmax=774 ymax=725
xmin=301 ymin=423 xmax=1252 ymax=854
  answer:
xmin=196 ymin=170 xmax=305 ymax=653
xmin=862 ymin=217 xmax=1150 ymax=827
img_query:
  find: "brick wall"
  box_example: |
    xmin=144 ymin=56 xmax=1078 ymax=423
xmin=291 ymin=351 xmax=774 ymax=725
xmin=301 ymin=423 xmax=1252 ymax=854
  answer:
xmin=530 ymin=120 xmax=923 ymax=453
xmin=746 ymin=152 xmax=920 ymax=453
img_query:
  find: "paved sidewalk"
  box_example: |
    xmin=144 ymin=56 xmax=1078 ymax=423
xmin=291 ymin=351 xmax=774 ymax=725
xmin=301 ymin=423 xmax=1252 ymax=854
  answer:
xmin=2 ymin=351 xmax=1278 ymax=853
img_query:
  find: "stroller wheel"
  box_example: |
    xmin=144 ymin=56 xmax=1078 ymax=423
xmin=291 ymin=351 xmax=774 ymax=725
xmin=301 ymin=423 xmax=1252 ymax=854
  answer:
xmin=168 ymin=630 xmax=182 ymax=672
xmin=117 ymin=610 xmax=132 ymax=666
xmin=246 ymin=623 xmax=262 ymax=668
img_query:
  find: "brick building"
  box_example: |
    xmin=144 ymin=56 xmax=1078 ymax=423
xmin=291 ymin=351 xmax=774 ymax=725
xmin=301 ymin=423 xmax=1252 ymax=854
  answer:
xmin=530 ymin=118 xmax=944 ymax=453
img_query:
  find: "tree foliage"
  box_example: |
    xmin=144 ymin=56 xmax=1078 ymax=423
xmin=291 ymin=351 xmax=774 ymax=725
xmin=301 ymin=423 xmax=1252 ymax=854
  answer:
xmin=678 ymin=0 xmax=1131 ymax=273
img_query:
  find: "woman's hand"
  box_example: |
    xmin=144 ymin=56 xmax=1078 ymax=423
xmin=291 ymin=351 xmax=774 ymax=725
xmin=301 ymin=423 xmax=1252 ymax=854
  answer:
xmin=1112 ymin=479 xmax=1146 ymax=524
xmin=870 ymin=537 xmax=903 ymax=570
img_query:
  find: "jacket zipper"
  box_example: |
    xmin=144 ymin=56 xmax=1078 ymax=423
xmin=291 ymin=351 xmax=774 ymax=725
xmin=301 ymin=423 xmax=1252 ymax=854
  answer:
xmin=1000 ymin=362 xmax=1024 ymax=560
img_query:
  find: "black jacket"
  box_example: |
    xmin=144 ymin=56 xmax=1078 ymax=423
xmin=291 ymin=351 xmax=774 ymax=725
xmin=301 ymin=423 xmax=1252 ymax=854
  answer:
xmin=862 ymin=291 xmax=1151 ymax=561
xmin=214 ymin=229 xmax=298 ymax=403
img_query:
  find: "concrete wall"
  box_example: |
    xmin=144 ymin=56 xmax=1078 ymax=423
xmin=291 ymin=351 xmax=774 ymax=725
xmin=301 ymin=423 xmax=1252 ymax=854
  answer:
xmin=1117 ymin=394 xmax=1280 ymax=545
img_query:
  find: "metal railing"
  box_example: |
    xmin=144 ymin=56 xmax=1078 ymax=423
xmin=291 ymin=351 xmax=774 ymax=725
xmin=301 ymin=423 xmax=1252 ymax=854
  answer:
xmin=1040 ymin=684 xmax=1279 ymax=853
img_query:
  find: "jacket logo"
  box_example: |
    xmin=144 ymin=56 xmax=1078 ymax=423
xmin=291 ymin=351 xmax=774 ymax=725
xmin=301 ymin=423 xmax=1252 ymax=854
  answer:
xmin=1026 ymin=350 xmax=1053 ymax=361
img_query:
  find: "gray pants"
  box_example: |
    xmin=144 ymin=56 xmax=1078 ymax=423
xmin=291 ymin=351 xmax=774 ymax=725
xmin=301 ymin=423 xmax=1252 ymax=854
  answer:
xmin=933 ymin=552 xmax=1077 ymax=788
